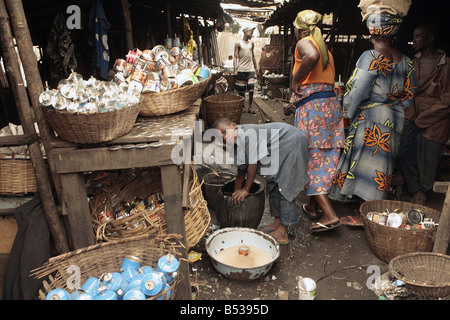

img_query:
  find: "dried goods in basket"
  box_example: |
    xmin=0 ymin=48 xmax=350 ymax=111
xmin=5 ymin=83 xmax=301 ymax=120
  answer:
xmin=31 ymin=234 xmax=184 ymax=300
xmin=89 ymin=166 xmax=210 ymax=248
xmin=360 ymin=200 xmax=440 ymax=263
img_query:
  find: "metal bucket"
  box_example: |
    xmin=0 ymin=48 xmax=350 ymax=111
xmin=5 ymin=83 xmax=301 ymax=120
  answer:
xmin=205 ymin=227 xmax=280 ymax=280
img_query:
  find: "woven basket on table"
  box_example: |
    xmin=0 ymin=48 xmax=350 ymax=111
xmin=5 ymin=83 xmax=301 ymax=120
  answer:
xmin=31 ymin=234 xmax=184 ymax=300
xmin=389 ymin=252 xmax=450 ymax=299
xmin=203 ymin=93 xmax=244 ymax=127
xmin=140 ymin=76 xmax=210 ymax=117
xmin=42 ymin=103 xmax=140 ymax=144
xmin=360 ymin=200 xmax=440 ymax=263
xmin=90 ymin=166 xmax=210 ymax=248
xmin=0 ymin=153 xmax=38 ymax=196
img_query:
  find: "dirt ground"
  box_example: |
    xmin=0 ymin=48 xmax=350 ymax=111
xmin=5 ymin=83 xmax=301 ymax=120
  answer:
xmin=191 ymin=92 xmax=450 ymax=301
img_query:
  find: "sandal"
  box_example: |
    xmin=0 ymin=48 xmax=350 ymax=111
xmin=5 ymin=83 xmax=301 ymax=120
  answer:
xmin=340 ymin=212 xmax=364 ymax=227
xmin=301 ymin=203 xmax=322 ymax=220
xmin=311 ymin=219 xmax=341 ymax=233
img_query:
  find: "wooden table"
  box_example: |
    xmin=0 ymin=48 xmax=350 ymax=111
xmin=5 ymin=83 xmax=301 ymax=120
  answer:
xmin=48 ymin=101 xmax=202 ymax=300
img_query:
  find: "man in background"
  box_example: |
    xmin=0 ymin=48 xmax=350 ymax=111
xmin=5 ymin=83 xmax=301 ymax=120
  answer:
xmin=234 ymin=27 xmax=259 ymax=114
xmin=398 ymin=23 xmax=450 ymax=205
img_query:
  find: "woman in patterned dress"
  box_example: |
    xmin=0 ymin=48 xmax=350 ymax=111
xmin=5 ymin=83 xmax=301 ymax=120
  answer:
xmin=290 ymin=10 xmax=345 ymax=232
xmin=329 ymin=12 xmax=418 ymax=226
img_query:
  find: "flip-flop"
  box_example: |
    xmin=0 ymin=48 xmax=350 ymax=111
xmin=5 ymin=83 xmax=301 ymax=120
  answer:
xmin=340 ymin=215 xmax=364 ymax=227
xmin=258 ymin=225 xmax=277 ymax=233
xmin=301 ymin=203 xmax=322 ymax=220
xmin=311 ymin=221 xmax=341 ymax=233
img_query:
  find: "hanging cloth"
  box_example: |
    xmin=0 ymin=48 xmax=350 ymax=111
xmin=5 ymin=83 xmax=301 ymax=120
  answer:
xmin=89 ymin=0 xmax=110 ymax=79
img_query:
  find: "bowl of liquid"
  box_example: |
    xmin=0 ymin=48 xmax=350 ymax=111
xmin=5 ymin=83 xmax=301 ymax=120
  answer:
xmin=205 ymin=227 xmax=280 ymax=280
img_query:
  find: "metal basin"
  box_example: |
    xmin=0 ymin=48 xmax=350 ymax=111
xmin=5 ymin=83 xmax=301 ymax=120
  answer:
xmin=205 ymin=227 xmax=280 ymax=280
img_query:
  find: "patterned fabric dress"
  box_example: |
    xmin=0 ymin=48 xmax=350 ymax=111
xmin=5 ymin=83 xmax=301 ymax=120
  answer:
xmin=294 ymin=83 xmax=345 ymax=195
xmin=329 ymin=50 xmax=418 ymax=202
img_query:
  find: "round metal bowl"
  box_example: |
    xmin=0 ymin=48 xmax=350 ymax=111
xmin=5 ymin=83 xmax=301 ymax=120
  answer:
xmin=205 ymin=227 xmax=280 ymax=280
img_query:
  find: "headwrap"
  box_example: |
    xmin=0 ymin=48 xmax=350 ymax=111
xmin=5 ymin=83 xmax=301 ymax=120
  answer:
xmin=358 ymin=0 xmax=411 ymax=21
xmin=366 ymin=13 xmax=403 ymax=37
xmin=293 ymin=10 xmax=329 ymax=70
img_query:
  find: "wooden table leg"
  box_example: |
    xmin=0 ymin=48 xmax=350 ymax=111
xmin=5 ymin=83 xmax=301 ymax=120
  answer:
xmin=161 ymin=164 xmax=192 ymax=300
xmin=60 ymin=173 xmax=96 ymax=250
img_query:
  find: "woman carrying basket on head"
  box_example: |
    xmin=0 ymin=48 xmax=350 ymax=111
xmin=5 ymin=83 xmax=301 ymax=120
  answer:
xmin=329 ymin=8 xmax=418 ymax=227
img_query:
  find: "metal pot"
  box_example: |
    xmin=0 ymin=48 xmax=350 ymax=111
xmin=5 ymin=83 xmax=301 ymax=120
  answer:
xmin=205 ymin=227 xmax=280 ymax=280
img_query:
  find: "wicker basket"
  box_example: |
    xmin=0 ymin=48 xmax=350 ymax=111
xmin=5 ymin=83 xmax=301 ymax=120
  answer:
xmin=90 ymin=166 xmax=210 ymax=248
xmin=31 ymin=234 xmax=184 ymax=300
xmin=140 ymin=77 xmax=210 ymax=117
xmin=0 ymin=154 xmax=38 ymax=195
xmin=42 ymin=103 xmax=140 ymax=144
xmin=389 ymin=252 xmax=450 ymax=299
xmin=360 ymin=200 xmax=440 ymax=263
xmin=203 ymin=93 xmax=244 ymax=127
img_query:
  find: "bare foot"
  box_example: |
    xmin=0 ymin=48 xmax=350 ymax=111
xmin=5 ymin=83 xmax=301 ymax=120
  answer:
xmin=269 ymin=226 xmax=289 ymax=244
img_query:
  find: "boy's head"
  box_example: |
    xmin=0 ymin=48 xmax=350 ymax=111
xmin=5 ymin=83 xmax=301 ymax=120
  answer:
xmin=212 ymin=117 xmax=237 ymax=145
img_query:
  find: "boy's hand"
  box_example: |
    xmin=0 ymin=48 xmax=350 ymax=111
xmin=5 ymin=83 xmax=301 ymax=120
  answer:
xmin=232 ymin=189 xmax=249 ymax=204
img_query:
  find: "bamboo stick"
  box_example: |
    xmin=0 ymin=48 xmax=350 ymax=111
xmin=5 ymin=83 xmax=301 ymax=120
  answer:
xmin=4 ymin=0 xmax=63 ymax=201
xmin=0 ymin=0 xmax=69 ymax=254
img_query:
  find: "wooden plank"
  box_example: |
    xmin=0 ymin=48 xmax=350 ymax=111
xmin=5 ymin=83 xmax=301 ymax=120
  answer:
xmin=253 ymin=97 xmax=285 ymax=123
xmin=433 ymin=182 xmax=450 ymax=254
xmin=0 ymin=133 xmax=39 ymax=147
xmin=161 ymin=165 xmax=191 ymax=300
xmin=60 ymin=173 xmax=95 ymax=249
xmin=51 ymin=144 xmax=177 ymax=174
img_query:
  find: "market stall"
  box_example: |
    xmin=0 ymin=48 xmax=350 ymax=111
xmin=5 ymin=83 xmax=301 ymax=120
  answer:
xmin=0 ymin=0 xmax=225 ymax=301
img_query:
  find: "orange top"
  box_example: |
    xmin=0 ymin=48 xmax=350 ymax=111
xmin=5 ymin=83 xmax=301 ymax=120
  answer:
xmin=293 ymin=35 xmax=335 ymax=86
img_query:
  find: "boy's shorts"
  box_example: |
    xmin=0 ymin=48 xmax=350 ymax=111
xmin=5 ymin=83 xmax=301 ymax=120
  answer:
xmin=236 ymin=71 xmax=256 ymax=93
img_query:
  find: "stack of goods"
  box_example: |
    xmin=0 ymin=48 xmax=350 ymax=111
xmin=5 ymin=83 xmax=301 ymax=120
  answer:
xmin=366 ymin=208 xmax=439 ymax=230
xmin=111 ymin=45 xmax=210 ymax=94
xmin=45 ymin=254 xmax=179 ymax=300
xmin=39 ymin=71 xmax=139 ymax=113
xmin=96 ymin=193 xmax=164 ymax=222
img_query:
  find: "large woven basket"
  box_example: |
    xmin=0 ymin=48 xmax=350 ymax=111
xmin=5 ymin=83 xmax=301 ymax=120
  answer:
xmin=0 ymin=154 xmax=38 ymax=195
xmin=90 ymin=166 xmax=210 ymax=248
xmin=360 ymin=200 xmax=440 ymax=263
xmin=203 ymin=93 xmax=244 ymax=127
xmin=389 ymin=252 xmax=450 ymax=299
xmin=42 ymin=103 xmax=140 ymax=144
xmin=140 ymin=77 xmax=210 ymax=117
xmin=31 ymin=234 xmax=183 ymax=300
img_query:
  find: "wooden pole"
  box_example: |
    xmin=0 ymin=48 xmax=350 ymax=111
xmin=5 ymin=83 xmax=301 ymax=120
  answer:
xmin=0 ymin=0 xmax=69 ymax=254
xmin=120 ymin=0 xmax=134 ymax=51
xmin=165 ymin=0 xmax=172 ymax=39
xmin=433 ymin=182 xmax=450 ymax=254
xmin=4 ymin=0 xmax=62 ymax=200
